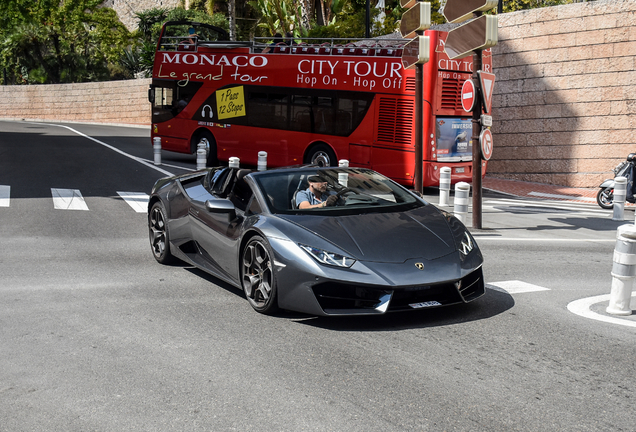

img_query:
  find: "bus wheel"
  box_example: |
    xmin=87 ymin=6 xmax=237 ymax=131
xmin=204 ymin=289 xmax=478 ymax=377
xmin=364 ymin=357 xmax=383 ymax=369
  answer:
xmin=305 ymin=144 xmax=336 ymax=167
xmin=194 ymin=131 xmax=218 ymax=166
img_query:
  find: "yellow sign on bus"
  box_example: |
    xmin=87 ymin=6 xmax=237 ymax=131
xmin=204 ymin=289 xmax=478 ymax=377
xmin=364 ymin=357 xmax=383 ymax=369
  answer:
xmin=216 ymin=86 xmax=246 ymax=120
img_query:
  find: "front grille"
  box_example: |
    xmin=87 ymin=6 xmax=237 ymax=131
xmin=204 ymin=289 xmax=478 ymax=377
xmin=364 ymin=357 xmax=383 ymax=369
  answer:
xmin=312 ymin=267 xmax=485 ymax=314
xmin=312 ymin=283 xmax=391 ymax=311
xmin=390 ymin=282 xmax=463 ymax=310
xmin=458 ymin=267 xmax=485 ymax=301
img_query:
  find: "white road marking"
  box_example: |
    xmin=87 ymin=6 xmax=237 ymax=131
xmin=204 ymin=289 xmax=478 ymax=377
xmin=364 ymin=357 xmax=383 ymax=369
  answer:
xmin=0 ymin=185 xmax=9 ymax=207
xmin=567 ymin=294 xmax=636 ymax=328
xmin=528 ymin=191 xmax=595 ymax=202
xmin=117 ymin=191 xmax=149 ymax=213
xmin=474 ymin=237 xmax=615 ymax=243
xmin=484 ymin=199 xmax=609 ymax=215
xmin=29 ymin=122 xmax=175 ymax=177
xmin=51 ymin=188 xmax=89 ymax=211
xmin=487 ymin=280 xmax=551 ymax=294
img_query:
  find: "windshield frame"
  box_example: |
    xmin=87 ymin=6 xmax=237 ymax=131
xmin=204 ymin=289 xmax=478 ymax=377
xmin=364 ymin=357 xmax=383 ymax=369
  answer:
xmin=251 ymin=167 xmax=426 ymax=216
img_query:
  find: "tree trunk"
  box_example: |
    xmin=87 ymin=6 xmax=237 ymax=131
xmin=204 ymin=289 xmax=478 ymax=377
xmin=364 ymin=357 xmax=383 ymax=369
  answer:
xmin=228 ymin=0 xmax=236 ymax=41
xmin=299 ymin=0 xmax=312 ymax=32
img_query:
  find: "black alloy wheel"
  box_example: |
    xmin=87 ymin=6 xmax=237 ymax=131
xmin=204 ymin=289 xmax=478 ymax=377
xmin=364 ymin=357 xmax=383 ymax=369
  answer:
xmin=241 ymin=236 xmax=279 ymax=314
xmin=149 ymin=202 xmax=174 ymax=264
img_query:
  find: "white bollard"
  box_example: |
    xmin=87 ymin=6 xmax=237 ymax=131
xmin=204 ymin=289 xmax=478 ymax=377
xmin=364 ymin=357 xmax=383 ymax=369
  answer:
xmin=196 ymin=148 xmax=206 ymax=170
xmin=257 ymin=151 xmax=267 ymax=171
xmin=439 ymin=167 xmax=451 ymax=206
xmin=453 ymin=182 xmax=470 ymax=224
xmin=229 ymin=157 xmax=240 ymax=168
xmin=613 ymin=176 xmax=627 ymax=221
xmin=607 ymin=223 xmax=636 ymax=315
xmin=153 ymin=137 xmax=161 ymax=165
xmin=338 ymin=159 xmax=350 ymax=187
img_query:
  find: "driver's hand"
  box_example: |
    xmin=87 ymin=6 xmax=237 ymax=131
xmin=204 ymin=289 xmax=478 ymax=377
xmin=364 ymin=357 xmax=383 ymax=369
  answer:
xmin=325 ymin=195 xmax=338 ymax=207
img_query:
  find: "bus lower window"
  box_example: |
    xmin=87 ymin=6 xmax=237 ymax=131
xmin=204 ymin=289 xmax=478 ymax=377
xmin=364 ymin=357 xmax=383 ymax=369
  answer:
xmin=151 ymin=80 xmax=203 ymax=123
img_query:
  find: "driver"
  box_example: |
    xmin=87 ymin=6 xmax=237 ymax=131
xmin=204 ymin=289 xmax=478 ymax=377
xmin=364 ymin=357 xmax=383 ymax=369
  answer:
xmin=296 ymin=176 xmax=338 ymax=209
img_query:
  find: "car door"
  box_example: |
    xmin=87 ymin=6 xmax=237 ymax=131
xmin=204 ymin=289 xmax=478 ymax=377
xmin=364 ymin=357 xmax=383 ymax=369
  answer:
xmin=188 ymin=168 xmax=253 ymax=284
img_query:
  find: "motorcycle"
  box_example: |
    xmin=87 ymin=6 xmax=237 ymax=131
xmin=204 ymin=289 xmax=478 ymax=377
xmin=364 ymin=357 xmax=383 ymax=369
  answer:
xmin=597 ymin=153 xmax=636 ymax=209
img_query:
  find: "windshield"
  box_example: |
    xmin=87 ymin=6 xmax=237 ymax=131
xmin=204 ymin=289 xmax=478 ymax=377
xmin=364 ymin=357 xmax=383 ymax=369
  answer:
xmin=253 ymin=168 xmax=424 ymax=215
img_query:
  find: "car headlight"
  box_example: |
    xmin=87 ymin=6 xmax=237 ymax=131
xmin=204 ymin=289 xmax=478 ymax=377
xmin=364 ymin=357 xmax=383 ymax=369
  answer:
xmin=299 ymin=244 xmax=356 ymax=268
xmin=459 ymin=231 xmax=475 ymax=257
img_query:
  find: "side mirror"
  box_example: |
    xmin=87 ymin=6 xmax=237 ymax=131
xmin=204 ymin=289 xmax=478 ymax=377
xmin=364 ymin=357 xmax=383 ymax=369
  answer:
xmin=205 ymin=199 xmax=236 ymax=221
xmin=148 ymin=86 xmax=155 ymax=104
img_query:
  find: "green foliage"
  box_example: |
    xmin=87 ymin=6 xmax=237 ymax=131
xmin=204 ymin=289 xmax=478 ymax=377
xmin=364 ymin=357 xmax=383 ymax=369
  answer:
xmin=248 ymin=0 xmax=298 ymax=36
xmin=0 ymin=0 xmax=132 ymax=84
xmin=499 ymin=0 xmax=583 ymax=12
xmin=308 ymin=9 xmax=368 ymax=39
xmin=135 ymin=8 xmax=169 ymax=39
xmin=134 ymin=7 xmax=229 ymax=78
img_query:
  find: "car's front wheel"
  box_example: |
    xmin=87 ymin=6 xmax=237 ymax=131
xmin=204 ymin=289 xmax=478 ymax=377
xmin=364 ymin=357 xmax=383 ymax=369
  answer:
xmin=149 ymin=201 xmax=174 ymax=264
xmin=241 ymin=236 xmax=279 ymax=314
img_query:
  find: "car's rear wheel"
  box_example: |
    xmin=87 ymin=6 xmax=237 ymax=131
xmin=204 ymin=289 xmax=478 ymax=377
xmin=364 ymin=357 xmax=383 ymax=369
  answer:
xmin=241 ymin=236 xmax=279 ymax=314
xmin=149 ymin=201 xmax=174 ymax=264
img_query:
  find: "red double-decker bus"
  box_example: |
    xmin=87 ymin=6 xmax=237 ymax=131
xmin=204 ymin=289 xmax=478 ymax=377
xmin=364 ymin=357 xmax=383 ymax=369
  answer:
xmin=149 ymin=21 xmax=492 ymax=187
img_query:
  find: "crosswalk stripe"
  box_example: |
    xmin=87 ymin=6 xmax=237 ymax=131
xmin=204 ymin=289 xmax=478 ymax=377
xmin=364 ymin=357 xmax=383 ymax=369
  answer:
xmin=51 ymin=188 xmax=89 ymax=211
xmin=0 ymin=185 xmax=9 ymax=207
xmin=487 ymin=280 xmax=551 ymax=294
xmin=117 ymin=191 xmax=149 ymax=213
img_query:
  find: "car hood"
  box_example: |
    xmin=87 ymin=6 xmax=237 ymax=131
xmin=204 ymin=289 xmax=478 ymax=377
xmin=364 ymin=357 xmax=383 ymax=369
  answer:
xmin=278 ymin=205 xmax=456 ymax=263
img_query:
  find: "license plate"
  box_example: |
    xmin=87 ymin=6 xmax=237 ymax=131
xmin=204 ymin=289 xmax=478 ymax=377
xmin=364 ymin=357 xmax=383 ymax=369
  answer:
xmin=409 ymin=301 xmax=442 ymax=309
xmin=456 ymin=167 xmax=465 ymax=173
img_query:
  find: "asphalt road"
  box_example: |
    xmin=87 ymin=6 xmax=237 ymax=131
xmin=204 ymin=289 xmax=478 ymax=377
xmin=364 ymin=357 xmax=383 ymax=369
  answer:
xmin=0 ymin=120 xmax=634 ymax=431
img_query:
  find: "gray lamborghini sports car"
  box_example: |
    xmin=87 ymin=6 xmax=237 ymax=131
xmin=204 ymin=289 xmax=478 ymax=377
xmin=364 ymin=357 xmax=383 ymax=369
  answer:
xmin=148 ymin=166 xmax=485 ymax=316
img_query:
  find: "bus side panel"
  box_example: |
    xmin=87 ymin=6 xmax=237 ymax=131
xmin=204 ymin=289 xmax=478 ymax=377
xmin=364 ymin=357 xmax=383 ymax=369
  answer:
xmin=370 ymin=146 xmax=415 ymax=187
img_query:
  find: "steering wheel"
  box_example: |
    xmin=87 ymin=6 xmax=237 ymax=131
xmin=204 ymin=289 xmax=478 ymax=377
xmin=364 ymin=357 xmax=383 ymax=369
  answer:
xmin=335 ymin=187 xmax=352 ymax=197
xmin=326 ymin=187 xmax=352 ymax=206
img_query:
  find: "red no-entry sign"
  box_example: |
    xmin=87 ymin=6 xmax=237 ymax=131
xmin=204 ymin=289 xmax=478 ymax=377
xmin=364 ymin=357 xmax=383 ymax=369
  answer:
xmin=461 ymin=79 xmax=476 ymax=112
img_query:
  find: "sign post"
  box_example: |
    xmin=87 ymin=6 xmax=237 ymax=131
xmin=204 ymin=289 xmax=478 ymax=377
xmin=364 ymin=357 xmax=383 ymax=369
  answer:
xmin=399 ymin=0 xmax=431 ymax=194
xmin=442 ymin=0 xmax=498 ymax=229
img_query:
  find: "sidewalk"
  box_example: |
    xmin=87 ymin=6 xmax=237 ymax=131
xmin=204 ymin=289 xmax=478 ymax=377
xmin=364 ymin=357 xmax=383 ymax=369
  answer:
xmin=482 ymin=176 xmax=598 ymax=204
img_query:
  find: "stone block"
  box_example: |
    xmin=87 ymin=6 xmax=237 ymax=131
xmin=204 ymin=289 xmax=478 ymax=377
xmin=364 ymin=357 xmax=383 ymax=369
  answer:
xmin=585 ymin=14 xmax=619 ymax=32
xmin=548 ymin=33 xmax=577 ymax=49
xmin=535 ymin=104 xmax=564 ymax=118
xmin=613 ymin=41 xmax=636 ymax=56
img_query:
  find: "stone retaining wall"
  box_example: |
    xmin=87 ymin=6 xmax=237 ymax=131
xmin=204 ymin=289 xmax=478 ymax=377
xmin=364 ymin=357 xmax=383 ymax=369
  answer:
xmin=0 ymin=79 xmax=151 ymax=126
xmin=491 ymin=0 xmax=636 ymax=187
